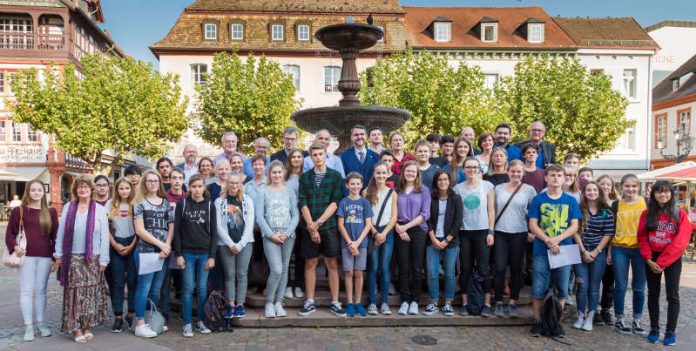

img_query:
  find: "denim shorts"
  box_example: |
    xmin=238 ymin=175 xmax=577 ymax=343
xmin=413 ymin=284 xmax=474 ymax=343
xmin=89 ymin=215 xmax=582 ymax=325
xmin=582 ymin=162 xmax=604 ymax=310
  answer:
xmin=342 ymin=247 xmax=367 ymax=271
xmin=531 ymin=254 xmax=572 ymax=300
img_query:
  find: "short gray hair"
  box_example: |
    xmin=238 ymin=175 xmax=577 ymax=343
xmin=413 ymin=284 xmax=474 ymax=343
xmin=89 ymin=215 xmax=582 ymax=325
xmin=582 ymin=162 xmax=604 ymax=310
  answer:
xmin=283 ymin=127 xmax=298 ymax=136
xmin=221 ymin=131 xmax=237 ymax=142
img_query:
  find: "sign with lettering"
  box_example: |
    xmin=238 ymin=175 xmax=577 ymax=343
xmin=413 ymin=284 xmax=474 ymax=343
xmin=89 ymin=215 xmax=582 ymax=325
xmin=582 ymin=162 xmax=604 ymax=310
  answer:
xmin=0 ymin=145 xmax=46 ymax=163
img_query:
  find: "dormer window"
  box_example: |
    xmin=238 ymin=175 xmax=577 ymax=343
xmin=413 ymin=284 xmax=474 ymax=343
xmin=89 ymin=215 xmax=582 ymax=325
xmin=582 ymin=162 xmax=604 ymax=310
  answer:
xmin=271 ymin=23 xmax=284 ymax=41
xmin=376 ymin=25 xmax=385 ymax=43
xmin=297 ymin=24 xmax=310 ymax=41
xmin=230 ymin=23 xmax=244 ymax=41
xmin=527 ymin=21 xmax=545 ymax=43
xmin=673 ymin=79 xmax=680 ymax=91
xmin=479 ymin=17 xmax=499 ymax=43
xmin=433 ymin=17 xmax=452 ymax=42
xmin=204 ymin=23 xmax=217 ymax=40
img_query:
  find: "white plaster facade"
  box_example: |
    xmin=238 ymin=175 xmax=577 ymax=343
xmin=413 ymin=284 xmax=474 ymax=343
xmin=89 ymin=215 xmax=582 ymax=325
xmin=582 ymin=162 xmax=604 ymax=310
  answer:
xmin=646 ymin=22 xmax=696 ymax=86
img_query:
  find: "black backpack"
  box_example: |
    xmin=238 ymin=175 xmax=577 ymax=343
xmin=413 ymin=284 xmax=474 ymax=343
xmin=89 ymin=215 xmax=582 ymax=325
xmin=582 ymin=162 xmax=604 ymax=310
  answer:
xmin=541 ymin=290 xmax=563 ymax=337
xmin=203 ymin=291 xmax=228 ymax=332
xmin=466 ymin=271 xmax=485 ymax=316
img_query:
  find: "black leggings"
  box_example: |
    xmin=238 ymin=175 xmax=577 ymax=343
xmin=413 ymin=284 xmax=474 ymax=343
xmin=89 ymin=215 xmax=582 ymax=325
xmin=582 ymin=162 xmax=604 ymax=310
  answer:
xmin=646 ymin=253 xmax=681 ymax=333
xmin=600 ymin=262 xmax=614 ymax=312
xmin=459 ymin=229 xmax=491 ymax=294
xmin=290 ymin=226 xmax=306 ymax=289
xmin=493 ymin=231 xmax=526 ymax=302
xmin=395 ymin=225 xmax=427 ymax=303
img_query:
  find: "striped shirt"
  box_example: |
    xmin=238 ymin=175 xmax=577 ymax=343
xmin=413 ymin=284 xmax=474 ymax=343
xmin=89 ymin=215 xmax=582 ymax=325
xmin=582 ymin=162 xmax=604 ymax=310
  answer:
xmin=580 ymin=209 xmax=615 ymax=251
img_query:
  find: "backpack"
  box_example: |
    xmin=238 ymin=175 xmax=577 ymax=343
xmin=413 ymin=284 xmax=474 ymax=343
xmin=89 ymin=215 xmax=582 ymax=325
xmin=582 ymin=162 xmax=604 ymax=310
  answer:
xmin=466 ymin=271 xmax=485 ymax=316
xmin=540 ymin=290 xmax=563 ymax=337
xmin=203 ymin=291 xmax=228 ymax=332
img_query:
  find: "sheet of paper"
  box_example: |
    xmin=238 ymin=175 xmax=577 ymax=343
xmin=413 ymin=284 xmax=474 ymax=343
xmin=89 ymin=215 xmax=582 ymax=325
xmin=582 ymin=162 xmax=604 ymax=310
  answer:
xmin=547 ymin=244 xmax=581 ymax=269
xmin=138 ymin=253 xmax=164 ymax=275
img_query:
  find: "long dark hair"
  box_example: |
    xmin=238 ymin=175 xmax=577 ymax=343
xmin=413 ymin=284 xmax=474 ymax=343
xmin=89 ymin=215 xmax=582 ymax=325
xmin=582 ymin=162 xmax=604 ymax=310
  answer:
xmin=578 ymin=181 xmax=611 ymax=236
xmin=646 ymin=180 xmax=677 ymax=231
xmin=432 ymin=170 xmax=453 ymax=198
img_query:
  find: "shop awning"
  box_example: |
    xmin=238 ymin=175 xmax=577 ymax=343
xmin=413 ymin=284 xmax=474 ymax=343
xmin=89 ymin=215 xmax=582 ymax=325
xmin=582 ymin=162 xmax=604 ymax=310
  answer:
xmin=637 ymin=161 xmax=696 ymax=180
xmin=656 ymin=165 xmax=696 ymax=182
xmin=0 ymin=166 xmax=47 ymax=182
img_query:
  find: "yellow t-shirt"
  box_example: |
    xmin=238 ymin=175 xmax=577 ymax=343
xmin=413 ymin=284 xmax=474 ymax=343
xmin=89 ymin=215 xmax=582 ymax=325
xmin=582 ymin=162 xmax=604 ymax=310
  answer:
xmin=612 ymin=198 xmax=647 ymax=248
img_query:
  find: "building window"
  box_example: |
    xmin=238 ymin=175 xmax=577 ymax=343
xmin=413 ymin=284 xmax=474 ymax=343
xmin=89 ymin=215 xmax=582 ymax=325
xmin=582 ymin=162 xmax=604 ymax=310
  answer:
xmin=481 ymin=23 xmax=498 ymax=43
xmin=204 ymin=23 xmax=217 ymax=40
xmin=615 ymin=126 xmax=636 ymax=152
xmin=191 ymin=64 xmax=207 ymax=86
xmin=297 ymin=24 xmax=310 ymax=41
xmin=282 ymin=64 xmax=300 ymax=91
xmin=622 ymin=69 xmax=637 ymax=100
xmin=271 ymin=24 xmax=284 ymax=41
xmin=12 ymin=122 xmax=22 ymax=142
xmin=27 ymin=125 xmax=37 ymax=142
xmin=230 ymin=23 xmax=244 ymax=40
xmin=0 ymin=72 xmax=4 ymax=93
xmin=434 ymin=22 xmax=451 ymax=42
xmin=655 ymin=114 xmax=667 ymax=149
xmin=672 ymin=79 xmax=680 ymax=92
xmin=0 ymin=120 xmax=6 ymax=142
xmin=528 ymin=23 xmax=545 ymax=43
xmin=678 ymin=109 xmax=691 ymax=132
xmin=324 ymin=66 xmax=341 ymax=93
xmin=484 ymin=74 xmax=499 ymax=89
xmin=590 ymin=69 xmax=604 ymax=76
xmin=376 ymin=25 xmax=385 ymax=43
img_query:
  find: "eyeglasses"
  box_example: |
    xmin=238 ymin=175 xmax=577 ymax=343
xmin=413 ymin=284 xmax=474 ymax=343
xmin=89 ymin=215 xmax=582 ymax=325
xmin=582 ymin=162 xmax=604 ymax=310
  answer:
xmin=654 ymin=189 xmax=671 ymax=195
xmin=464 ymin=166 xmax=479 ymax=170
xmin=145 ymin=180 xmax=160 ymax=184
xmin=531 ymin=129 xmax=545 ymax=133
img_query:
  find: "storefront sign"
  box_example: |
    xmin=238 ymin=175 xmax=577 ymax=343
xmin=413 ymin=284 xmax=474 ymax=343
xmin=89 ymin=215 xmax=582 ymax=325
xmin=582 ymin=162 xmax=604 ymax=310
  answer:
xmin=0 ymin=145 xmax=46 ymax=163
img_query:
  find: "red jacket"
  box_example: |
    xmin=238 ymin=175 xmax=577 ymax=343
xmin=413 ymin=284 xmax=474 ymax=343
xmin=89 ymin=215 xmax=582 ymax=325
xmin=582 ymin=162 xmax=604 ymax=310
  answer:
xmin=637 ymin=209 xmax=692 ymax=269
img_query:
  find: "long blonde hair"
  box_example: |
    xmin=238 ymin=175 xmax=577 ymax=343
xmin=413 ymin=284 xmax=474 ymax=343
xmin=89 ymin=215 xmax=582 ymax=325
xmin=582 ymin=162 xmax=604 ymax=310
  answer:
xmin=109 ymin=177 xmax=134 ymax=220
xmin=21 ymin=179 xmax=53 ymax=236
xmin=222 ymin=172 xmax=245 ymax=202
xmin=138 ymin=170 xmax=165 ymax=200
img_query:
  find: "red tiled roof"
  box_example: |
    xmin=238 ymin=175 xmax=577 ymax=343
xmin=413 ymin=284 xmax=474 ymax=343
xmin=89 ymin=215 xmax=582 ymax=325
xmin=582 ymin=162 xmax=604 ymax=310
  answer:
xmin=554 ymin=17 xmax=658 ymax=50
xmin=403 ymin=6 xmax=576 ymax=50
xmin=186 ymin=0 xmax=405 ymax=14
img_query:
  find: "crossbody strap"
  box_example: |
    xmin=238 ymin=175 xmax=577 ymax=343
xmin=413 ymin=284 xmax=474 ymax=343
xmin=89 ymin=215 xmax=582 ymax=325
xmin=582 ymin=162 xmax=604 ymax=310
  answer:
xmin=495 ymin=184 xmax=523 ymax=224
xmin=375 ymin=188 xmax=393 ymax=229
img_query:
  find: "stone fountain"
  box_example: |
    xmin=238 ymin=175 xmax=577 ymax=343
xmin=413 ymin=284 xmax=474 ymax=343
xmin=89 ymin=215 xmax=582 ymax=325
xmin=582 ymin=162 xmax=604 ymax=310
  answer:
xmin=291 ymin=21 xmax=410 ymax=152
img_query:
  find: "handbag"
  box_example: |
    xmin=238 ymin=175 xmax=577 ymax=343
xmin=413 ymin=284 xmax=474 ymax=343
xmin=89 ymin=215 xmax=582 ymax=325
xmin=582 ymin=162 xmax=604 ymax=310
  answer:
xmin=3 ymin=207 xmax=27 ymax=268
xmin=368 ymin=188 xmax=393 ymax=256
xmin=145 ymin=299 xmax=166 ymax=334
xmin=495 ymin=183 xmax=523 ymax=225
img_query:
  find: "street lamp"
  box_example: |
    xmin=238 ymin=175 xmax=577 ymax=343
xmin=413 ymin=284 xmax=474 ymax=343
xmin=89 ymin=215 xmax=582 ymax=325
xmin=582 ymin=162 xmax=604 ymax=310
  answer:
xmin=658 ymin=126 xmax=694 ymax=163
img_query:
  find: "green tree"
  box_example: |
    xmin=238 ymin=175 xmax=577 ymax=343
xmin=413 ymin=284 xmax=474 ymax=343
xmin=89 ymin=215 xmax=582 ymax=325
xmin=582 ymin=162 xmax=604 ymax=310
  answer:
xmin=195 ymin=52 xmax=300 ymax=154
xmin=10 ymin=55 xmax=188 ymax=173
xmin=497 ymin=55 xmax=630 ymax=161
xmin=360 ymin=49 xmax=504 ymax=147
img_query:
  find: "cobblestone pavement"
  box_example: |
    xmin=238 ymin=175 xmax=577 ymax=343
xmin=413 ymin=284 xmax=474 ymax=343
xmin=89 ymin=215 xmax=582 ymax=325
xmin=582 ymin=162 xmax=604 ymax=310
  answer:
xmin=1 ymin=222 xmax=695 ymax=350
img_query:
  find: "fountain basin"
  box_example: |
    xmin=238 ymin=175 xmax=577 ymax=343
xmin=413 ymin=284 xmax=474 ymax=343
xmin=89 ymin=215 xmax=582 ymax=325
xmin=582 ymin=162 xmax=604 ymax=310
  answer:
xmin=315 ymin=23 xmax=384 ymax=52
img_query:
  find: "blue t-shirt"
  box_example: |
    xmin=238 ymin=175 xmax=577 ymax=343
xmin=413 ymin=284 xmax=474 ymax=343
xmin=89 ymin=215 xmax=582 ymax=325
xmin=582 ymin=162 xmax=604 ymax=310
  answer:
xmin=528 ymin=192 xmax=582 ymax=256
xmin=337 ymin=197 xmax=374 ymax=249
xmin=535 ymin=147 xmax=545 ymax=169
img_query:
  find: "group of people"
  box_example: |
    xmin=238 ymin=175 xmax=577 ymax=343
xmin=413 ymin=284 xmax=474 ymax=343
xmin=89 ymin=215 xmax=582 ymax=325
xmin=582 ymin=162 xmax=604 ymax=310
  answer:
xmin=3 ymin=122 xmax=691 ymax=346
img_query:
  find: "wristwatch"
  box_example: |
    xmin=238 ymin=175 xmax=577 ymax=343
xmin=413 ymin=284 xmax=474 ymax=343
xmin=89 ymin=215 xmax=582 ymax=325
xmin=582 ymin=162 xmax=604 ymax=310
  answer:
xmin=316 ymin=220 xmax=324 ymax=227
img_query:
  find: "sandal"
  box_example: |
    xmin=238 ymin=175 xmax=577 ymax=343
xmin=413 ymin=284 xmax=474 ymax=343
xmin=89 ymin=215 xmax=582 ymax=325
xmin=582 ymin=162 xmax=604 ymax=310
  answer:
xmin=74 ymin=335 xmax=86 ymax=344
xmin=84 ymin=331 xmax=94 ymax=341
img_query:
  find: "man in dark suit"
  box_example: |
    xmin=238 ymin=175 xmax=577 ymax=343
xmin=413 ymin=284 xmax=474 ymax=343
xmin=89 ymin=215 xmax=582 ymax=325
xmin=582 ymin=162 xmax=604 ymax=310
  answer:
xmin=515 ymin=121 xmax=556 ymax=169
xmin=271 ymin=127 xmax=309 ymax=164
xmin=340 ymin=124 xmax=379 ymax=191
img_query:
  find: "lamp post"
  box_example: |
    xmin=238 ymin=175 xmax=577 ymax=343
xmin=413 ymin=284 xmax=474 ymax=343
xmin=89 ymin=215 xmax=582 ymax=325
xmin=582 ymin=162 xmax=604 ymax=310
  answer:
xmin=658 ymin=126 xmax=693 ymax=163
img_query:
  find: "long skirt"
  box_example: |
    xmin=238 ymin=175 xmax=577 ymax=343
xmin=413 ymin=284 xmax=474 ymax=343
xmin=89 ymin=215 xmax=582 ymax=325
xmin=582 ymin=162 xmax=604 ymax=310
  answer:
xmin=61 ymin=254 xmax=109 ymax=333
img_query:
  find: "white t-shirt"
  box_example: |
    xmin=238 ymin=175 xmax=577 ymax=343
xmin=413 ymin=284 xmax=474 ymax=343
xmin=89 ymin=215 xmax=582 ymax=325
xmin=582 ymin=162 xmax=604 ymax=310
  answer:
xmin=453 ymin=180 xmax=494 ymax=230
xmin=435 ymin=200 xmax=447 ymax=238
xmin=371 ymin=188 xmax=395 ymax=228
xmin=493 ymin=184 xmax=537 ymax=233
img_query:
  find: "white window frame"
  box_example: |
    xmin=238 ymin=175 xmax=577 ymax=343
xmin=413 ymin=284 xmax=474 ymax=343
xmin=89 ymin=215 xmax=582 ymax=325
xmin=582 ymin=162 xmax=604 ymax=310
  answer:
xmin=282 ymin=64 xmax=301 ymax=91
xmin=26 ymin=124 xmax=37 ymax=142
xmin=12 ymin=121 xmax=22 ymax=142
xmin=0 ymin=120 xmax=6 ymax=142
xmin=483 ymin=73 xmax=499 ymax=89
xmin=230 ymin=23 xmax=244 ymax=40
xmin=190 ymin=64 xmax=208 ymax=87
xmin=679 ymin=110 xmax=691 ymax=131
xmin=297 ymin=24 xmax=310 ymax=42
xmin=376 ymin=25 xmax=385 ymax=43
xmin=672 ymin=79 xmax=680 ymax=91
xmin=623 ymin=69 xmax=637 ymax=100
xmin=481 ymin=23 xmax=498 ymax=43
xmin=434 ymin=22 xmax=451 ymax=42
xmin=528 ymin=23 xmax=544 ymax=43
xmin=271 ymin=24 xmax=284 ymax=41
xmin=323 ymin=66 xmax=341 ymax=93
xmin=204 ymin=23 xmax=217 ymax=40
xmin=655 ymin=115 xmax=667 ymax=148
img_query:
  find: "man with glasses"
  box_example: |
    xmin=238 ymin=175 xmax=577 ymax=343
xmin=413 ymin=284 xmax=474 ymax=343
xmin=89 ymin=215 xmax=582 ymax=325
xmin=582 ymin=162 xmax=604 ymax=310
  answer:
xmin=515 ymin=121 xmax=556 ymax=169
xmin=271 ymin=127 xmax=308 ymax=163
xmin=176 ymin=144 xmax=199 ymax=184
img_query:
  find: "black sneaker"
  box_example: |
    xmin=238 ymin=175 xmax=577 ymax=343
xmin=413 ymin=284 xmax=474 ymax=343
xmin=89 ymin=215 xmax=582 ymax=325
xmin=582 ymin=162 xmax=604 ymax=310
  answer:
xmin=594 ymin=312 xmax=604 ymax=325
xmin=480 ymin=305 xmax=493 ymax=318
xmin=600 ymin=310 xmax=614 ymax=325
xmin=556 ymin=324 xmax=566 ymax=338
xmin=632 ymin=321 xmax=647 ymax=336
xmin=330 ymin=303 xmax=347 ymax=317
xmin=111 ymin=318 xmax=123 ymax=333
xmin=530 ymin=320 xmax=543 ymax=337
xmin=125 ymin=315 xmax=134 ymax=331
xmin=615 ymin=320 xmax=632 ymax=334
xmin=298 ymin=301 xmax=316 ymax=316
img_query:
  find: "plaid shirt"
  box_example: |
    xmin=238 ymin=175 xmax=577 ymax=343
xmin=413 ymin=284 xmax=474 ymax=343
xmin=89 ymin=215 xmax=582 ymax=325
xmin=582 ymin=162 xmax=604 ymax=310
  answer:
xmin=299 ymin=168 xmax=343 ymax=230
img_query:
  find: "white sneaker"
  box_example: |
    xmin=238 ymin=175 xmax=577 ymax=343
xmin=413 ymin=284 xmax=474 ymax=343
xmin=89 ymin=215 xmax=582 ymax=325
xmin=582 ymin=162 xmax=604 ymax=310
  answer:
xmin=294 ymin=287 xmax=305 ymax=298
xmin=264 ymin=303 xmax=276 ymax=318
xmin=408 ymin=301 xmax=419 ymax=315
xmin=284 ymin=287 xmax=294 ymax=299
xmin=23 ymin=324 xmax=34 ymax=342
xmin=398 ymin=302 xmax=409 ymax=315
xmin=35 ymin=323 xmax=51 ymax=337
xmin=135 ymin=324 xmax=157 ymax=338
xmin=182 ymin=323 xmax=193 ymax=338
xmin=573 ymin=316 xmax=585 ymax=330
xmin=380 ymin=303 xmax=392 ymax=315
xmin=196 ymin=321 xmax=211 ymax=334
xmin=275 ymin=302 xmax=287 ymax=317
xmin=582 ymin=318 xmax=593 ymax=331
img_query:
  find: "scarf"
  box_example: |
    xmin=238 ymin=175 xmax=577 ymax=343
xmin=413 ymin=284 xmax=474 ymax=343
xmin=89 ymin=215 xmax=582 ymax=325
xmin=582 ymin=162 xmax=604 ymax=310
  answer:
xmin=59 ymin=200 xmax=96 ymax=286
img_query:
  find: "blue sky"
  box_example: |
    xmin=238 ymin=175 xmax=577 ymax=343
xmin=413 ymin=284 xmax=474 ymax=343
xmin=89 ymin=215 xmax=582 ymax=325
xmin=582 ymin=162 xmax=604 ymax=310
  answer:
xmin=101 ymin=0 xmax=696 ymax=65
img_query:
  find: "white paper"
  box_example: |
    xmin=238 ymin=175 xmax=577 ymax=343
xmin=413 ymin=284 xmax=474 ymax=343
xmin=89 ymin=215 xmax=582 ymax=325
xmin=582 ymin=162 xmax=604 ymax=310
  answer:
xmin=547 ymin=244 xmax=581 ymax=269
xmin=138 ymin=253 xmax=164 ymax=275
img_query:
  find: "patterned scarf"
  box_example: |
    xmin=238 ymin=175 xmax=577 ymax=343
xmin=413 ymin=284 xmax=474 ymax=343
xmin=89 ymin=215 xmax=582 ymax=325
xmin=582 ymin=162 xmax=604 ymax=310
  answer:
xmin=59 ymin=200 xmax=96 ymax=286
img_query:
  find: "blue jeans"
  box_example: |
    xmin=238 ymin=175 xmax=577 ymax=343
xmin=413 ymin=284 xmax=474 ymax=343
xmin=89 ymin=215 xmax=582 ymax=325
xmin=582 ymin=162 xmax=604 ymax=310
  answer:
xmin=134 ymin=252 xmax=169 ymax=320
xmin=181 ymin=252 xmax=210 ymax=325
xmin=426 ymin=243 xmax=459 ymax=302
xmin=367 ymin=228 xmax=394 ymax=305
xmin=107 ymin=236 xmax=137 ymax=316
xmin=574 ymin=250 xmax=607 ymax=315
xmin=612 ymin=246 xmax=646 ymax=320
xmin=531 ymin=254 xmax=572 ymax=300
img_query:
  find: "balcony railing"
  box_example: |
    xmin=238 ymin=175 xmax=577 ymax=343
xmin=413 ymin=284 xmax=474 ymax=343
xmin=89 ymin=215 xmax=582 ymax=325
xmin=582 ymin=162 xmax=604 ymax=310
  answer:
xmin=0 ymin=32 xmax=65 ymax=51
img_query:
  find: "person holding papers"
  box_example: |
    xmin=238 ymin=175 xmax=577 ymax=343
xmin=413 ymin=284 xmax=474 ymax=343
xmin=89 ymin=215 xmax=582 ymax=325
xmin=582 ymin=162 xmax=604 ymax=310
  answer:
xmin=571 ymin=181 xmax=615 ymax=331
xmin=527 ymin=164 xmax=581 ymax=338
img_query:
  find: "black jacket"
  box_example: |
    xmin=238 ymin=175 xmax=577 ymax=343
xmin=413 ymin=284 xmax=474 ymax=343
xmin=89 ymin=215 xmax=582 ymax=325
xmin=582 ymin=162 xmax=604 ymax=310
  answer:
xmin=173 ymin=196 xmax=217 ymax=258
xmin=270 ymin=149 xmax=309 ymax=164
xmin=515 ymin=140 xmax=556 ymax=167
xmin=427 ymin=192 xmax=463 ymax=248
